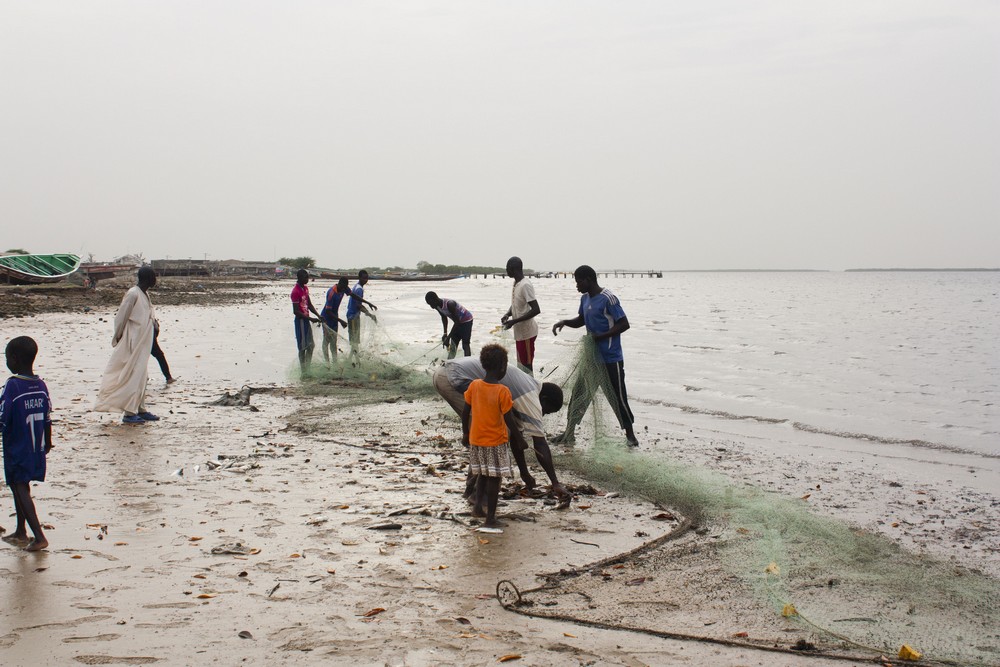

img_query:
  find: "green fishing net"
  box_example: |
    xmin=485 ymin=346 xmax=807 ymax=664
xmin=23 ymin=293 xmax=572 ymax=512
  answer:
xmin=547 ymin=337 xmax=1000 ymax=665
xmin=287 ymin=321 xmax=1000 ymax=664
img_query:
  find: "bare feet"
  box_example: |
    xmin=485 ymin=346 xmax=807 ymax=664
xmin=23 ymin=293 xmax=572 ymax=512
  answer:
xmin=553 ymin=484 xmax=572 ymax=509
xmin=521 ymin=474 xmax=537 ymax=491
xmin=483 ymin=518 xmax=507 ymax=529
xmin=25 ymin=537 xmax=48 ymax=552
xmin=3 ymin=532 xmax=30 ymax=546
xmin=166 ymin=376 xmax=178 ymax=384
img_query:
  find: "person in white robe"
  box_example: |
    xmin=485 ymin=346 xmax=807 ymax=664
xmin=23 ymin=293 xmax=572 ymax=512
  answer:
xmin=94 ymin=266 xmax=160 ymax=423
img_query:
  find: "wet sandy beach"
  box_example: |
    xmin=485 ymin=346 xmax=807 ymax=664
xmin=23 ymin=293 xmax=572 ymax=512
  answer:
xmin=1 ymin=283 xmax=996 ymax=666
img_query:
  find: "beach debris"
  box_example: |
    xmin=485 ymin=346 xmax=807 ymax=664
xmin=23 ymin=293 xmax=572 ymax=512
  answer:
xmin=781 ymin=603 xmax=799 ymax=617
xmin=238 ymin=631 xmax=254 ymax=640
xmin=267 ymin=583 xmax=280 ymax=597
xmin=196 ymin=593 xmax=216 ymax=599
xmin=368 ymin=522 xmax=403 ymax=531
xmin=476 ymin=527 xmax=503 ymax=535
xmin=386 ymin=506 xmax=424 ymax=516
xmin=732 ymin=631 xmax=749 ymax=638
xmin=362 ymin=607 xmax=386 ymax=617
xmin=625 ymin=577 xmax=647 ymax=586
xmin=765 ymin=562 xmax=780 ymax=575
xmin=498 ymin=654 xmax=522 ymax=662
xmin=210 ymin=542 xmax=259 ymax=556
xmin=210 ymin=386 xmax=254 ymax=407
xmin=569 ymin=539 xmax=599 ymax=548
xmin=791 ymin=639 xmax=816 ymax=651
xmin=897 ymin=645 xmax=922 ymax=661
xmin=456 ymin=617 xmax=471 ymax=625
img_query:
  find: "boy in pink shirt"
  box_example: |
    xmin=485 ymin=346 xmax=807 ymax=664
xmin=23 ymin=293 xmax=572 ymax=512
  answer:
xmin=291 ymin=269 xmax=323 ymax=376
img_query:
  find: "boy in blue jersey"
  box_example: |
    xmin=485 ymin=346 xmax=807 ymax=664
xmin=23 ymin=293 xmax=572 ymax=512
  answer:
xmin=320 ymin=278 xmax=350 ymax=363
xmin=346 ymin=270 xmax=378 ymax=362
xmin=552 ymin=265 xmax=639 ymax=447
xmin=323 ymin=276 xmax=378 ymax=363
xmin=1 ymin=336 xmax=53 ymax=551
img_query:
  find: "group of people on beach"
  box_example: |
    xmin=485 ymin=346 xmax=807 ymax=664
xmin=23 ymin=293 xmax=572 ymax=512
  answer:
xmin=424 ymin=258 xmax=639 ymax=530
xmin=1 ymin=256 xmax=639 ymax=547
xmin=289 ymin=268 xmax=378 ymax=374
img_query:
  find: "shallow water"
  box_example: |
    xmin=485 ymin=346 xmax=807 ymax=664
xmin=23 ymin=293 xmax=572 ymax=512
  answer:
xmin=5 ymin=270 xmax=997 ymax=487
xmin=349 ymin=272 xmax=999 ymax=454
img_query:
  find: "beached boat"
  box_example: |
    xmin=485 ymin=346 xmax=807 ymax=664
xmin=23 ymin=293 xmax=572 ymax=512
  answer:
xmin=0 ymin=253 xmax=82 ymax=285
xmin=79 ymin=262 xmax=139 ymax=286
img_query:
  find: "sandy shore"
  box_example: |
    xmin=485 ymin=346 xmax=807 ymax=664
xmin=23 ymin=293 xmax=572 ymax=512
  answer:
xmin=1 ymin=287 xmax=996 ymax=666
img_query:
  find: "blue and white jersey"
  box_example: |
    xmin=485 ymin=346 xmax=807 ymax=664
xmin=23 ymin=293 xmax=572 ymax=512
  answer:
xmin=579 ymin=288 xmax=627 ymax=363
xmin=0 ymin=374 xmax=51 ymax=483
xmin=346 ymin=283 xmax=364 ymax=320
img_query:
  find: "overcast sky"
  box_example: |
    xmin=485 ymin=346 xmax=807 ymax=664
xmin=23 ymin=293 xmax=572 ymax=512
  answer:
xmin=2 ymin=1 xmax=998 ymax=270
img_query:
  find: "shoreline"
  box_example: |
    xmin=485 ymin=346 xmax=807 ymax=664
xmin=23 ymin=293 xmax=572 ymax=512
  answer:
xmin=0 ymin=285 xmax=996 ymax=665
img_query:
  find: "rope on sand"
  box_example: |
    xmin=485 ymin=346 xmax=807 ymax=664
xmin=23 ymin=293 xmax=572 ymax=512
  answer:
xmin=494 ymin=520 xmax=895 ymax=665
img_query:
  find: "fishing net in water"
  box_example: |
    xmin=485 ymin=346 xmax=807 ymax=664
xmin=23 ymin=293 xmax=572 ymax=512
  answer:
xmin=287 ymin=320 xmax=446 ymax=403
xmin=283 ymin=322 xmax=998 ymax=664
xmin=533 ymin=337 xmax=1000 ymax=665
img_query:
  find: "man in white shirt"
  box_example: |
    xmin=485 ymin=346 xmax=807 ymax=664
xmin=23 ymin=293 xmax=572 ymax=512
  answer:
xmin=501 ymin=256 xmax=541 ymax=374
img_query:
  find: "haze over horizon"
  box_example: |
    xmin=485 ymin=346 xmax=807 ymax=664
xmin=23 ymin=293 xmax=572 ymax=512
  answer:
xmin=2 ymin=2 xmax=998 ymax=271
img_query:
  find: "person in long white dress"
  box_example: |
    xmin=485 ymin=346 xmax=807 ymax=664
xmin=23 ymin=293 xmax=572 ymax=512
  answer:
xmin=94 ymin=266 xmax=160 ymax=423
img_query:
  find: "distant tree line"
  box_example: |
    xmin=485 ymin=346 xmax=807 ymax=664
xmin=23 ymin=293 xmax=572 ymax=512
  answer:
xmin=278 ymin=256 xmax=316 ymax=270
xmin=416 ymin=260 xmax=505 ymax=275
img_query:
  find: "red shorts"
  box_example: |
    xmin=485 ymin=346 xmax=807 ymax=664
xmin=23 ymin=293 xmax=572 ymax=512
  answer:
xmin=515 ymin=336 xmax=536 ymax=368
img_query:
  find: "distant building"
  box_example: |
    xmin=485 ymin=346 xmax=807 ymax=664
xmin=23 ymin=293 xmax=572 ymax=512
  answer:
xmin=149 ymin=259 xmax=281 ymax=277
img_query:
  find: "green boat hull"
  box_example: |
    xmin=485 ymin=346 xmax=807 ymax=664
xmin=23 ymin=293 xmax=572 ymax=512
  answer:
xmin=0 ymin=253 xmax=82 ymax=285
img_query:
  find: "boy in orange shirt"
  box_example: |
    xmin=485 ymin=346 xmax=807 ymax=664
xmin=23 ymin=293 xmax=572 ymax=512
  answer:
xmin=462 ymin=344 xmax=525 ymax=532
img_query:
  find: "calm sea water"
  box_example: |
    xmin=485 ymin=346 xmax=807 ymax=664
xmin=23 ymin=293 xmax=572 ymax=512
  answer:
xmin=33 ymin=271 xmax=991 ymax=466
xmin=359 ymin=271 xmax=999 ymax=462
